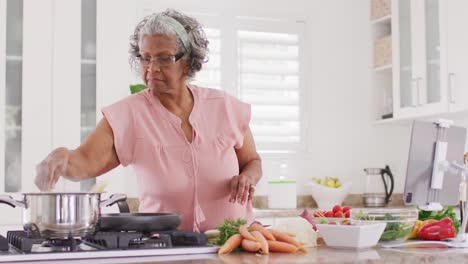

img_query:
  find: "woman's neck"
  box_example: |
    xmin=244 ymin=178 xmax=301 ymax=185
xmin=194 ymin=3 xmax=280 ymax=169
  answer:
xmin=154 ymin=83 xmax=193 ymax=113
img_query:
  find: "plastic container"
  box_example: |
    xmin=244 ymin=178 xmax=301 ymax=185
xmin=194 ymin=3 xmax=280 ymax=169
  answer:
xmin=351 ymin=208 xmax=418 ymax=242
xmin=267 ymin=179 xmax=297 ymax=209
xmin=316 ymin=222 xmax=387 ymax=249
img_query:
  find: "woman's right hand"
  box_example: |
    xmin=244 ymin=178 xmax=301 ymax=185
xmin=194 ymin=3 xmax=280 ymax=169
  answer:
xmin=34 ymin=147 xmax=70 ymax=191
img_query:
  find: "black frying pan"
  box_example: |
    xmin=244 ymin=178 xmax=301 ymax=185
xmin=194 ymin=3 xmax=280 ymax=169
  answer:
xmin=98 ymin=213 xmax=181 ymax=232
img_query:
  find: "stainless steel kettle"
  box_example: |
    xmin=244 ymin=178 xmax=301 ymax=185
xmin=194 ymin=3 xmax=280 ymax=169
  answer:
xmin=363 ymin=165 xmax=394 ymax=207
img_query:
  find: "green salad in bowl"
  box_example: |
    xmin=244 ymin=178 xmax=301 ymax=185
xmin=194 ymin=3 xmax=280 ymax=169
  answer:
xmin=352 ymin=208 xmax=418 ymax=242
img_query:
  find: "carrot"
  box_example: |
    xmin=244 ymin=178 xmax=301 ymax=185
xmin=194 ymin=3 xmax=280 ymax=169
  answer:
xmin=284 ymin=231 xmax=296 ymax=237
xmin=267 ymin=240 xmax=298 ymax=253
xmin=249 ymin=223 xmax=275 ymax=241
xmin=251 ymin=230 xmax=269 ymax=254
xmin=269 ymin=229 xmax=307 ymax=253
xmin=269 ymin=229 xmax=301 ymax=247
xmin=241 ymin=238 xmax=261 ymax=252
xmin=239 ymin=225 xmax=257 ymax=241
xmin=298 ymin=246 xmax=308 ymax=253
xmin=218 ymin=234 xmax=242 ymax=255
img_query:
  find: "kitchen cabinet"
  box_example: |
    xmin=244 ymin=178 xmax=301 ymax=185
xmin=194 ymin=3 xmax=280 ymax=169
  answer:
xmin=446 ymin=0 xmax=468 ymax=113
xmin=0 ymin=0 xmax=25 ymax=225
xmin=392 ymin=0 xmax=447 ymax=119
xmin=0 ymin=0 xmax=100 ymax=224
xmin=373 ymin=0 xmax=468 ymax=123
xmin=0 ymin=0 xmax=58 ymax=223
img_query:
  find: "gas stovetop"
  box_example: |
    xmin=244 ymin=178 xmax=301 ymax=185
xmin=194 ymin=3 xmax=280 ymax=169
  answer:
xmin=0 ymin=230 xmax=218 ymax=262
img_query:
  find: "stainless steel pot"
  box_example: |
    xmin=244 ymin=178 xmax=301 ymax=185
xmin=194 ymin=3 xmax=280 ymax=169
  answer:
xmin=0 ymin=192 xmax=126 ymax=238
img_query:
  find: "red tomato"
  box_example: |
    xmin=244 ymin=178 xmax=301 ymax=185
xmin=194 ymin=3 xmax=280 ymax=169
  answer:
xmin=334 ymin=211 xmax=344 ymax=218
xmin=342 ymin=206 xmax=352 ymax=213
xmin=324 ymin=211 xmax=334 ymax=217
xmin=332 ymin=205 xmax=342 ymax=214
xmin=344 ymin=211 xmax=350 ymax=218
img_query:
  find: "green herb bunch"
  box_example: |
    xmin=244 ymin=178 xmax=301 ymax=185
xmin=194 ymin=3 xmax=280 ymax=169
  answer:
xmin=215 ymin=218 xmax=246 ymax=246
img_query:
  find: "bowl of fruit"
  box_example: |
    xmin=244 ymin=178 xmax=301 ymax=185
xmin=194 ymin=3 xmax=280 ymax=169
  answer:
xmin=308 ymin=177 xmax=351 ymax=210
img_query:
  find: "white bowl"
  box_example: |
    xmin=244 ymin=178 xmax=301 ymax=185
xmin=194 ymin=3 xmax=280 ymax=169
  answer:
xmin=316 ymin=222 xmax=387 ymax=249
xmin=308 ymin=181 xmax=351 ymax=210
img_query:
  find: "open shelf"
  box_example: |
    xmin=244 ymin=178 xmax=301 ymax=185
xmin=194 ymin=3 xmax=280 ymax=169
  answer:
xmin=373 ymin=64 xmax=392 ymax=72
xmin=371 ymin=15 xmax=391 ymax=26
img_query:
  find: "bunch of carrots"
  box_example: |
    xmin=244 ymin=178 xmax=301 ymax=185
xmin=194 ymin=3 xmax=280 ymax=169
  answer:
xmin=217 ymin=222 xmax=307 ymax=255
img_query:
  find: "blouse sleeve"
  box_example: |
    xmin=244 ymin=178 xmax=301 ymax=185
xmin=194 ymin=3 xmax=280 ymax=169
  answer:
xmin=225 ymin=94 xmax=252 ymax=149
xmin=101 ymin=99 xmax=136 ymax=166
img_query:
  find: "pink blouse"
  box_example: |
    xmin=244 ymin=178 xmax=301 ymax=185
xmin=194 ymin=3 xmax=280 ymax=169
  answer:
xmin=102 ymin=85 xmax=254 ymax=232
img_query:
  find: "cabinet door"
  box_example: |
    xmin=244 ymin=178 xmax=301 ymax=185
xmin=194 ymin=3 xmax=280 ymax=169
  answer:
xmin=447 ymin=0 xmax=468 ymax=112
xmin=0 ymin=0 xmax=22 ymax=225
xmin=95 ymin=0 xmax=136 ymax=194
xmin=418 ymin=0 xmax=448 ymax=114
xmin=0 ymin=0 xmax=51 ymax=225
xmin=80 ymin=0 xmax=97 ymax=191
xmin=393 ymin=0 xmax=448 ymax=119
xmin=1 ymin=0 xmax=23 ymax=195
xmin=393 ymin=0 xmax=418 ymax=117
xmin=21 ymin=0 xmax=54 ymax=192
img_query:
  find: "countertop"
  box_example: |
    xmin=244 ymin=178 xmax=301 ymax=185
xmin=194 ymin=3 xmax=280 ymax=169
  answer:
xmin=2 ymin=245 xmax=467 ymax=264
xmin=252 ymin=207 xmax=411 ymax=218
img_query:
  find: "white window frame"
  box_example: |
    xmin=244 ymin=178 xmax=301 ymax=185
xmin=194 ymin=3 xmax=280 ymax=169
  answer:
xmin=135 ymin=5 xmax=310 ymax=156
xmin=234 ymin=17 xmax=308 ymax=154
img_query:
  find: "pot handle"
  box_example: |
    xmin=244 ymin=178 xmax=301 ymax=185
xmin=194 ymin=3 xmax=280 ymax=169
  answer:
xmin=0 ymin=195 xmax=25 ymax=208
xmin=100 ymin=193 xmax=127 ymax=208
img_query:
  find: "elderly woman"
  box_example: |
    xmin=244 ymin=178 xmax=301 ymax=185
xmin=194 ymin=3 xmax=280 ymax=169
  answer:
xmin=34 ymin=9 xmax=262 ymax=232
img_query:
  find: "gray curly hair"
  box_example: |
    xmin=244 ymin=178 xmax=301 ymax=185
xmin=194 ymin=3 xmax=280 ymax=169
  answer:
xmin=129 ymin=9 xmax=209 ymax=80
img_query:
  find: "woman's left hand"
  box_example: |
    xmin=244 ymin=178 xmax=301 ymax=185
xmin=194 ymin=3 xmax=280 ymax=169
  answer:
xmin=229 ymin=174 xmax=256 ymax=205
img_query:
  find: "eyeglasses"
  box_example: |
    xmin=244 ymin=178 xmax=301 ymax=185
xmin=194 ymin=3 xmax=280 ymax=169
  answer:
xmin=137 ymin=52 xmax=185 ymax=68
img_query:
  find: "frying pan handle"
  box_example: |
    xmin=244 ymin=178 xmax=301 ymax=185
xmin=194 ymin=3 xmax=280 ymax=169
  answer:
xmin=117 ymin=200 xmax=130 ymax=213
xmin=0 ymin=195 xmax=25 ymax=208
xmin=100 ymin=193 xmax=127 ymax=208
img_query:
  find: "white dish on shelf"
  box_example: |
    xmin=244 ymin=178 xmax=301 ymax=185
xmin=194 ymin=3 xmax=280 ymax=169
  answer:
xmin=308 ymin=181 xmax=351 ymax=210
xmin=317 ymin=222 xmax=386 ymax=249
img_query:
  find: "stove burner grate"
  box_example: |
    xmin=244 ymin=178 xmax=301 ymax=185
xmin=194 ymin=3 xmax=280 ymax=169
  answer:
xmin=84 ymin=232 xmax=144 ymax=249
xmin=7 ymin=231 xmax=44 ymax=252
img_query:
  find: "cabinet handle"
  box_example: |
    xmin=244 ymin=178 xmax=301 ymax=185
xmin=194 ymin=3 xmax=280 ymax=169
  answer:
xmin=416 ymin=77 xmax=423 ymax=106
xmin=411 ymin=78 xmax=418 ymax=107
xmin=448 ymin=73 xmax=456 ymax=104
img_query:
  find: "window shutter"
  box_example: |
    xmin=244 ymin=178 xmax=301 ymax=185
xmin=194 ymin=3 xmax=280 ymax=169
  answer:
xmin=237 ymin=30 xmax=301 ymax=151
xmin=190 ymin=28 xmax=221 ymax=88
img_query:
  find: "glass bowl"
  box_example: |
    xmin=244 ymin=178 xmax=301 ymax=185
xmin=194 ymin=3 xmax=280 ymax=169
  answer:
xmin=351 ymin=208 xmax=418 ymax=242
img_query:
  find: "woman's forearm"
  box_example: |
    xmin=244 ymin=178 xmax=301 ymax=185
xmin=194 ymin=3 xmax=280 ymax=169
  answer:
xmin=51 ymin=147 xmax=90 ymax=182
xmin=240 ymin=158 xmax=262 ymax=185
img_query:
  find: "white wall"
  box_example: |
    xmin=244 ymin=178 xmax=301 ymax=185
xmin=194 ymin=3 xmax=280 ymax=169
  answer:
xmin=99 ymin=0 xmax=411 ymax=197
xmin=79 ymin=0 xmax=468 ymax=197
xmin=257 ymin=0 xmax=411 ymax=196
